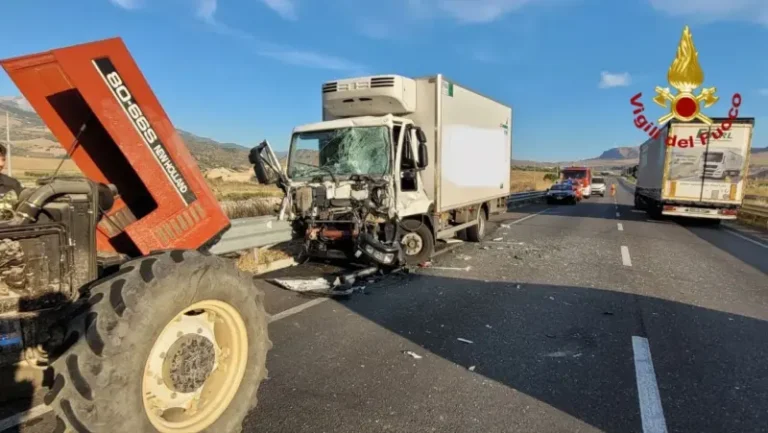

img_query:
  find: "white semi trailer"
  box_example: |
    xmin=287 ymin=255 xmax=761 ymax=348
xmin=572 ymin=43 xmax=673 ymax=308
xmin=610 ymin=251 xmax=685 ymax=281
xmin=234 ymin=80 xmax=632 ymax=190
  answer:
xmin=634 ymin=118 xmax=754 ymax=221
xmin=251 ymin=74 xmax=513 ymax=265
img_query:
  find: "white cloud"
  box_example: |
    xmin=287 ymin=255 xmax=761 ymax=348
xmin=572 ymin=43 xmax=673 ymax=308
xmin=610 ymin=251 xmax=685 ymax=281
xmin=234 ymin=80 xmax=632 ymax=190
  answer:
xmin=598 ymin=71 xmax=631 ymax=89
xmin=107 ymin=0 xmax=364 ymax=72
xmin=648 ymin=0 xmax=768 ymax=25
xmin=256 ymin=44 xmax=367 ymax=72
xmin=433 ymin=0 xmax=537 ymax=23
xmin=261 ymin=0 xmax=298 ymax=20
xmin=109 ymin=0 xmax=142 ymax=9
xmin=195 ymin=0 xmax=217 ymax=22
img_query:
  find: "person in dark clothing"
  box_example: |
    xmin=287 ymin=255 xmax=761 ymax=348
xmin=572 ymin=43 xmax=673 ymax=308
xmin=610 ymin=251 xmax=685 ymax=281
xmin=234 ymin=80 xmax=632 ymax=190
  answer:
xmin=0 ymin=144 xmax=22 ymax=197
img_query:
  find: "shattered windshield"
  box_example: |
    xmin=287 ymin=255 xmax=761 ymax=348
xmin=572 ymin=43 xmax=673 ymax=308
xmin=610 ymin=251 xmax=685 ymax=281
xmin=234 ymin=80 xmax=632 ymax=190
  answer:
xmin=287 ymin=126 xmax=390 ymax=180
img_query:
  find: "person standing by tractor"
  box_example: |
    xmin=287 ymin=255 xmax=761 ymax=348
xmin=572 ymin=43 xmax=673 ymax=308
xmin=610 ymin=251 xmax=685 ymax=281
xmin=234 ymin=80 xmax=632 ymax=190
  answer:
xmin=0 ymin=144 xmax=22 ymax=205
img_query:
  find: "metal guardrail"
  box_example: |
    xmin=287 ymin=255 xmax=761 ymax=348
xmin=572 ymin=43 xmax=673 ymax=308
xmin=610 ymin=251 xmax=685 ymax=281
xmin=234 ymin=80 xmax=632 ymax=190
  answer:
xmin=741 ymin=202 xmax=768 ymax=219
xmin=507 ymin=190 xmax=547 ymax=203
xmin=210 ymin=191 xmax=547 ymax=255
xmin=208 ymin=215 xmax=292 ymax=255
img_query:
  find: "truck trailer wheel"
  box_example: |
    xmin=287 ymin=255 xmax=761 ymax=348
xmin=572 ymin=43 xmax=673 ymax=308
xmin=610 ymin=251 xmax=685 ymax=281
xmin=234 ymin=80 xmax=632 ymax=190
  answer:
xmin=45 ymin=250 xmax=270 ymax=433
xmin=400 ymin=219 xmax=435 ymax=265
xmin=466 ymin=208 xmax=487 ymax=242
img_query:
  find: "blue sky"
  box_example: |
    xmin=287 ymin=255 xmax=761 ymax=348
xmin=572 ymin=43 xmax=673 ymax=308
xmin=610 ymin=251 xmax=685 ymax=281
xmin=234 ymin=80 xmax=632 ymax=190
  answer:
xmin=1 ymin=0 xmax=767 ymax=161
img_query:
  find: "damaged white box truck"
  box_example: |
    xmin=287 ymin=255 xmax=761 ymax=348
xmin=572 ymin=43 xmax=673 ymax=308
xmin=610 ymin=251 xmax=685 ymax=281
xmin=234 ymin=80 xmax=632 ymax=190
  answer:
xmin=250 ymin=74 xmax=513 ymax=266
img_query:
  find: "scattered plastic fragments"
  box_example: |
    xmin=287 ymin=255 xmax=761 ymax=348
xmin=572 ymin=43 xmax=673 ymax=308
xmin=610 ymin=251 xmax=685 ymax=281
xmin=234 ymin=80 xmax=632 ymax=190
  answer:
xmin=403 ymin=350 xmax=423 ymax=360
xmin=468 ymin=365 xmax=477 ymax=371
xmin=457 ymin=338 xmax=474 ymax=344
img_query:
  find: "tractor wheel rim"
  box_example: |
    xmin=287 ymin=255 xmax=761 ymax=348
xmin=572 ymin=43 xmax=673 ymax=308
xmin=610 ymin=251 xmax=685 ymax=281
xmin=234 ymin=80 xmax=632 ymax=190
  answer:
xmin=142 ymin=300 xmax=248 ymax=433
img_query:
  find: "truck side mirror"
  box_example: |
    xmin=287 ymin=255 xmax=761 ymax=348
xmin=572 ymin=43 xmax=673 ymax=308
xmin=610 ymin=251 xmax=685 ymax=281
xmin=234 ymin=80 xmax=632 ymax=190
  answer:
xmin=249 ymin=141 xmax=274 ymax=185
xmin=417 ymin=142 xmax=428 ymax=169
xmin=415 ymin=127 xmax=427 ymax=144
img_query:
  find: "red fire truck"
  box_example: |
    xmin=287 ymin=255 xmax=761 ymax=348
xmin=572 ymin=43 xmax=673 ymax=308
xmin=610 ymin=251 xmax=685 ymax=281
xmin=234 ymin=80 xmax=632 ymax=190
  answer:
xmin=560 ymin=167 xmax=592 ymax=199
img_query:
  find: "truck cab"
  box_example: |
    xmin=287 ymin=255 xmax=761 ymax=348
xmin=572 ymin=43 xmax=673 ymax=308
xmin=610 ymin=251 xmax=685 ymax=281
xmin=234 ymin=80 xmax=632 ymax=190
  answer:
xmin=251 ymin=76 xmax=431 ymax=266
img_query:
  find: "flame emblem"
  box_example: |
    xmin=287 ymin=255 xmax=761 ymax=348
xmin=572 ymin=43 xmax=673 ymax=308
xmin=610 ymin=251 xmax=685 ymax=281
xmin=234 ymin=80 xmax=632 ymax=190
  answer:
xmin=653 ymin=26 xmax=718 ymax=125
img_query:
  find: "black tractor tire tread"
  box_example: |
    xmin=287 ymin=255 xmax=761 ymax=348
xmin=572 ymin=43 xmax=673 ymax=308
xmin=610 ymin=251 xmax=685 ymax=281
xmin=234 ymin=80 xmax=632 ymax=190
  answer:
xmin=45 ymin=250 xmax=270 ymax=433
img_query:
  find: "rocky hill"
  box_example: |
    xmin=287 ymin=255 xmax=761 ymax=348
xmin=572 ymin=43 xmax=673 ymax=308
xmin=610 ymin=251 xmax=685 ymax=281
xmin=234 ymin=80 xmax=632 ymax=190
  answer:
xmin=597 ymin=146 xmax=640 ymax=160
xmin=0 ymin=97 xmax=252 ymax=171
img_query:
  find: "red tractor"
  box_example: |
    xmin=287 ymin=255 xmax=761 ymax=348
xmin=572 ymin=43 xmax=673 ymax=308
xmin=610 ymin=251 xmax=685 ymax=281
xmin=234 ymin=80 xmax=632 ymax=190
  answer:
xmin=0 ymin=38 xmax=269 ymax=432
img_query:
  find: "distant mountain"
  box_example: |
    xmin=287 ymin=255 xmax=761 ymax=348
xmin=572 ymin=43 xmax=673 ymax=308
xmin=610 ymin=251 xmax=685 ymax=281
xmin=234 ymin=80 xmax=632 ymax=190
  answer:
xmin=597 ymin=146 xmax=640 ymax=160
xmin=0 ymin=96 xmax=251 ymax=170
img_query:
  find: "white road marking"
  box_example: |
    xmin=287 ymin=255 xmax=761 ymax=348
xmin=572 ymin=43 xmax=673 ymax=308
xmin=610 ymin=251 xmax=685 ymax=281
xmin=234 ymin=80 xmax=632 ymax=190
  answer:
xmin=617 ymin=223 xmax=624 ymax=231
xmin=269 ymin=298 xmax=330 ymax=323
xmin=723 ymin=227 xmax=768 ymax=249
xmin=632 ymin=336 xmax=669 ymax=433
xmin=621 ymin=246 xmax=632 ymax=266
xmin=509 ymin=208 xmax=550 ymax=225
xmin=0 ymin=404 xmax=52 ymax=432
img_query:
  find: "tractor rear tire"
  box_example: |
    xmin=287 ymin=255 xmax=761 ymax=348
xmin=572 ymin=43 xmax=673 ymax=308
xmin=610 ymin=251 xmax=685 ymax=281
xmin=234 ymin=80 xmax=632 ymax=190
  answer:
xmin=45 ymin=250 xmax=270 ymax=433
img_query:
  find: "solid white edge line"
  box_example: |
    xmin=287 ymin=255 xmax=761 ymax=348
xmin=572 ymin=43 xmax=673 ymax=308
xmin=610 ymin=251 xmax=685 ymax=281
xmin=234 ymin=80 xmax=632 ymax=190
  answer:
xmin=621 ymin=245 xmax=632 ymax=266
xmin=722 ymin=227 xmax=768 ymax=249
xmin=632 ymin=336 xmax=669 ymax=433
xmin=617 ymin=223 xmax=624 ymax=231
xmin=510 ymin=208 xmax=550 ymax=225
xmin=269 ymin=298 xmax=329 ymax=323
xmin=0 ymin=404 xmax=52 ymax=432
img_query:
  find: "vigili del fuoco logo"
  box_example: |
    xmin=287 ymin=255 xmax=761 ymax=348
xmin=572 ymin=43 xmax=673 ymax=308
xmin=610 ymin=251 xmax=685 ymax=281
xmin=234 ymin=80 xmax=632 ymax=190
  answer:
xmin=629 ymin=26 xmax=742 ymax=148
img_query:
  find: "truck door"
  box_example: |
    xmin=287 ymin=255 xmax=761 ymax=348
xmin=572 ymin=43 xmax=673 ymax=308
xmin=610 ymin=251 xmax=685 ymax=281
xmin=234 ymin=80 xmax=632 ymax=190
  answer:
xmin=394 ymin=123 xmax=430 ymax=216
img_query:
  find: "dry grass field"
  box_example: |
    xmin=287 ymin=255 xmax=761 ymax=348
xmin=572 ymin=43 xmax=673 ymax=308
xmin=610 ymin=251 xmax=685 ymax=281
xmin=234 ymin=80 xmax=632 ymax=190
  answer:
xmin=745 ymin=177 xmax=768 ymax=197
xmin=509 ymin=169 xmax=556 ymax=193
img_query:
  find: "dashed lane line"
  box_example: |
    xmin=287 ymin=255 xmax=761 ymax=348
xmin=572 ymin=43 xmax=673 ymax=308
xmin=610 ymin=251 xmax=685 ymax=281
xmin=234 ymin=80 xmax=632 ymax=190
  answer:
xmin=618 ymin=223 xmax=624 ymax=231
xmin=632 ymin=336 xmax=669 ymax=433
xmin=621 ymin=245 xmax=632 ymax=266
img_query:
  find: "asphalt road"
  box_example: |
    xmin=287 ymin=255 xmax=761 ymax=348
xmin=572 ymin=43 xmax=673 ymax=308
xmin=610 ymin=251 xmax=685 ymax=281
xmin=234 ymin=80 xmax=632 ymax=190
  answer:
xmin=5 ymin=177 xmax=768 ymax=432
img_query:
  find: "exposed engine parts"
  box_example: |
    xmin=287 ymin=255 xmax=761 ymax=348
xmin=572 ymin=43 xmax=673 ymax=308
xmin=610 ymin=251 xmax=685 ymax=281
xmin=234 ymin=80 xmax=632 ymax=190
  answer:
xmin=285 ymin=176 xmax=404 ymax=266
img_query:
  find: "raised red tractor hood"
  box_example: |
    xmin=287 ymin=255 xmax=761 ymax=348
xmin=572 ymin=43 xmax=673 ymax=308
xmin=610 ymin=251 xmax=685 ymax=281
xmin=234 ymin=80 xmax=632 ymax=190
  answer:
xmin=1 ymin=37 xmax=229 ymax=255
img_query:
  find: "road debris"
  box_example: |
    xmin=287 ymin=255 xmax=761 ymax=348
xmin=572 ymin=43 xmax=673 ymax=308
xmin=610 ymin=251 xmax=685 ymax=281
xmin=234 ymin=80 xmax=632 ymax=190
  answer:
xmin=403 ymin=350 xmax=423 ymax=360
xmin=492 ymin=237 xmax=503 ymax=241
xmin=270 ymin=269 xmax=374 ymax=296
xmin=485 ymin=324 xmax=492 ymax=329
xmin=428 ymin=266 xmax=472 ymax=272
xmin=340 ymin=266 xmax=378 ymax=285
xmin=457 ymin=338 xmax=474 ymax=344
xmin=468 ymin=365 xmax=476 ymax=371
xmin=500 ymin=224 xmax=511 ymax=228
xmin=419 ymin=261 xmax=433 ymax=268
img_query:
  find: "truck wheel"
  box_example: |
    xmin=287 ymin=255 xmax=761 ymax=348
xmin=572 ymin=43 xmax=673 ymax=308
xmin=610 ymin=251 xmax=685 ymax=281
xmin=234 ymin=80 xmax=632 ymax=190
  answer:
xmin=634 ymin=193 xmax=646 ymax=210
xmin=466 ymin=209 xmax=487 ymax=242
xmin=399 ymin=219 xmax=435 ymax=265
xmin=45 ymin=250 xmax=270 ymax=433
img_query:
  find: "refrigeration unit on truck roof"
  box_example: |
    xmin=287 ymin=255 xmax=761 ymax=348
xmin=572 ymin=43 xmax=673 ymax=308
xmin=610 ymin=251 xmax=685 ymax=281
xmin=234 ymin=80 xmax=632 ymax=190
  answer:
xmin=322 ymin=75 xmax=417 ymax=117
